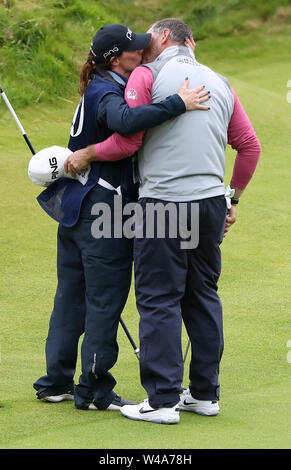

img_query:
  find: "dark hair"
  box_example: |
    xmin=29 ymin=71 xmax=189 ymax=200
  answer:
xmin=150 ymin=18 xmax=192 ymax=45
xmin=78 ymin=53 xmax=112 ymax=96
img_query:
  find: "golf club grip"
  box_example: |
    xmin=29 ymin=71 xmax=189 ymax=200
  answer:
xmin=23 ymin=134 xmax=36 ymax=155
xmin=0 ymin=85 xmax=36 ymax=155
xmin=119 ymin=317 xmax=138 ymax=350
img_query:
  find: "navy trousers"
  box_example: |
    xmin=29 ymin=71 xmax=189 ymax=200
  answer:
xmin=134 ymin=195 xmax=227 ymax=409
xmin=33 ymin=184 xmax=133 ymax=409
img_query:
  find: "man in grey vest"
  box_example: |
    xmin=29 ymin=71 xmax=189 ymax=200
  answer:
xmin=120 ymin=18 xmax=261 ymax=424
xmin=67 ymin=18 xmax=261 ymax=424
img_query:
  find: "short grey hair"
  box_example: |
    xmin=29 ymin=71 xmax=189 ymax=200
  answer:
xmin=150 ymin=18 xmax=192 ymax=45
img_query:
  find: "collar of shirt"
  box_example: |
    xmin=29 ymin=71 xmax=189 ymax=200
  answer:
xmin=155 ymin=45 xmax=196 ymax=62
xmin=108 ymin=71 xmax=128 ymax=87
xmin=93 ymin=69 xmax=128 ymax=89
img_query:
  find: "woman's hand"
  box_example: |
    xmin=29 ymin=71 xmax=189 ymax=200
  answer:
xmin=178 ymin=79 xmax=210 ymax=111
xmin=185 ymin=36 xmax=196 ymax=52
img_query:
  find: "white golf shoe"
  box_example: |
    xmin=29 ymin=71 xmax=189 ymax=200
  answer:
xmin=120 ymin=399 xmax=180 ymax=424
xmin=42 ymin=393 xmax=74 ymax=403
xmin=178 ymin=389 xmax=220 ymax=416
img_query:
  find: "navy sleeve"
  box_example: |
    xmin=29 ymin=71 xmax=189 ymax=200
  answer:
xmin=97 ymin=92 xmax=186 ymax=135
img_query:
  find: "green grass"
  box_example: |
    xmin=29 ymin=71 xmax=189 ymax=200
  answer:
xmin=0 ymin=6 xmax=291 ymax=449
xmin=1 ymin=0 xmax=291 ymax=108
xmin=0 ymin=0 xmax=118 ymax=107
xmin=101 ymin=0 xmax=291 ymax=37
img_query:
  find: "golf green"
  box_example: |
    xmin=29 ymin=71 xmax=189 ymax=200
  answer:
xmin=0 ymin=26 xmax=290 ymax=449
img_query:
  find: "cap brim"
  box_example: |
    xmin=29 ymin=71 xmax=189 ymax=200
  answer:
xmin=125 ymin=32 xmax=152 ymax=51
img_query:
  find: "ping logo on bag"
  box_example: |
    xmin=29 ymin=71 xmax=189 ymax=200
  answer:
xmin=49 ymin=157 xmax=59 ymax=180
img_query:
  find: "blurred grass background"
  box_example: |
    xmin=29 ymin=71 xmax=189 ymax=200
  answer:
xmin=1 ymin=0 xmax=291 ymax=106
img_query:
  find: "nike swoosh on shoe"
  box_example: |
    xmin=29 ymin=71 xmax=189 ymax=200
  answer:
xmin=183 ymin=399 xmax=195 ymax=406
xmin=139 ymin=407 xmax=158 ymax=414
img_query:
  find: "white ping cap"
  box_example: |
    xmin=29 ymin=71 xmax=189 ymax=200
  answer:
xmin=28 ymin=146 xmax=90 ymax=187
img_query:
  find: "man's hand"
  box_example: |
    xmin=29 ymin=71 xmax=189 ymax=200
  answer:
xmin=224 ymin=205 xmax=237 ymax=237
xmin=64 ymin=145 xmax=96 ymax=178
xmin=185 ymin=36 xmax=196 ymax=52
xmin=178 ymin=79 xmax=210 ymax=111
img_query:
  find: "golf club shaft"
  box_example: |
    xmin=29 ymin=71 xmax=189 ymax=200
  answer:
xmin=0 ymin=85 xmax=35 ymax=155
xmin=183 ymin=339 xmax=191 ymax=363
xmin=119 ymin=317 xmax=140 ymax=360
xmin=1 ymin=84 xmax=139 ymax=358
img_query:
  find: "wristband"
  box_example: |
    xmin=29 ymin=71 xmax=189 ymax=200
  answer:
xmin=231 ymin=197 xmax=239 ymax=205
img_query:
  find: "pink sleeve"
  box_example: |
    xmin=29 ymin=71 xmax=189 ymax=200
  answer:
xmin=228 ymin=88 xmax=261 ymax=190
xmin=94 ymin=66 xmax=153 ymax=161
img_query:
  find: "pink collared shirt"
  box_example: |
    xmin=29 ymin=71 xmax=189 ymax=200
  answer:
xmin=94 ymin=66 xmax=261 ymax=190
